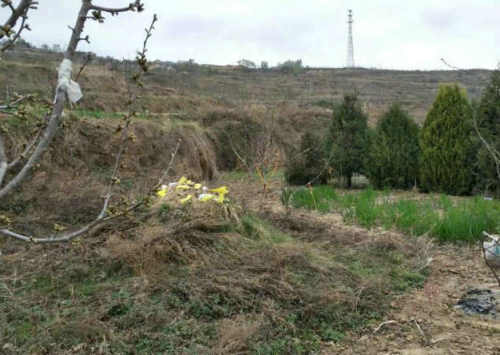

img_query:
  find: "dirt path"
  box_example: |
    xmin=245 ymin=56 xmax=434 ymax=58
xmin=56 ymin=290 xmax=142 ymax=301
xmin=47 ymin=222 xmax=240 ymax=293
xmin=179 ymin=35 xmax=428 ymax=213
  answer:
xmin=322 ymin=244 xmax=500 ymax=354
xmin=226 ymin=177 xmax=500 ymax=354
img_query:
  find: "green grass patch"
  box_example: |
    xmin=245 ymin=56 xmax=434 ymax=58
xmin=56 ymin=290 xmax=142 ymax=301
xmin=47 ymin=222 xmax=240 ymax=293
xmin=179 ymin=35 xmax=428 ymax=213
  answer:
xmin=291 ymin=185 xmax=338 ymax=212
xmin=289 ymin=185 xmax=500 ymax=243
xmin=72 ymin=108 xmax=123 ymax=119
xmin=433 ymin=196 xmax=499 ymax=243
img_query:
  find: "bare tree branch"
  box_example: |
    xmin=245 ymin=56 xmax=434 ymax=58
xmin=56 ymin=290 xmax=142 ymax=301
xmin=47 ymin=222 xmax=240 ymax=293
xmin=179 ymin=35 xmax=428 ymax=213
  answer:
xmin=0 ymin=93 xmax=30 ymax=110
xmin=102 ymin=14 xmax=158 ymax=204
xmin=473 ymin=111 xmax=500 ymax=182
xmin=440 ymin=58 xmax=500 ymax=184
xmin=0 ymin=137 xmax=181 ymax=244
xmin=0 ymin=196 xmax=110 ymax=243
xmin=440 ymin=58 xmax=461 ymax=71
xmin=0 ymin=1 xmax=147 ymax=198
xmin=0 ymin=0 xmax=35 ymax=38
xmin=0 ymin=91 xmax=64 ymax=198
xmin=0 ymin=0 xmax=38 ymax=53
xmin=74 ymin=52 xmax=93 ymax=81
xmin=0 ymin=1 xmax=91 ymax=198
xmin=2 ymin=0 xmax=16 ymax=12
xmin=0 ymin=3 xmax=181 ymax=246
xmin=7 ymin=127 xmax=42 ymax=169
xmin=78 ymin=34 xmax=90 ymax=44
xmin=0 ymin=9 xmax=165 ymax=244
xmin=0 ymin=11 xmax=28 ymax=52
xmin=158 ymin=139 xmax=181 ymax=186
xmin=64 ymin=1 xmax=92 ymax=59
xmin=137 ymin=13 xmax=157 ymax=69
xmin=227 ymin=134 xmax=250 ymax=171
xmin=0 ymin=135 xmax=8 ymax=185
xmin=90 ymin=0 xmax=144 ymax=15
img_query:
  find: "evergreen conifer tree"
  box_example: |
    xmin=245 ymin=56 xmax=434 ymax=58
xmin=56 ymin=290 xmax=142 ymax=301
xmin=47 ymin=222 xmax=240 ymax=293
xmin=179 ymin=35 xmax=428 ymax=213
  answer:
xmin=367 ymin=104 xmax=420 ymax=189
xmin=420 ymin=85 xmax=475 ymax=195
xmin=476 ymin=69 xmax=500 ymax=195
xmin=325 ymin=93 xmax=368 ymax=188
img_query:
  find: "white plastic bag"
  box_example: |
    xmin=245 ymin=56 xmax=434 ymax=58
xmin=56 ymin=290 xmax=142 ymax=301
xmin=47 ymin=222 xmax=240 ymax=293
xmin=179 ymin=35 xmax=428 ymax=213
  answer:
xmin=56 ymin=59 xmax=83 ymax=103
xmin=483 ymin=232 xmax=500 ymax=267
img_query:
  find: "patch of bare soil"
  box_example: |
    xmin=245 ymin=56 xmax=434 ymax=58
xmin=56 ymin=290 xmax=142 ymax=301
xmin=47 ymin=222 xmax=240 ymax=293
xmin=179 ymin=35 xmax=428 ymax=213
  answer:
xmin=323 ymin=244 xmax=500 ymax=355
xmin=226 ymin=175 xmax=500 ymax=354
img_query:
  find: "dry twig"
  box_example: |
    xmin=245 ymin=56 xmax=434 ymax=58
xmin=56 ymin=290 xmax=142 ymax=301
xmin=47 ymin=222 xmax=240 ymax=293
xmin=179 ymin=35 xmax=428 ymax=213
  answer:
xmin=373 ymin=320 xmax=398 ymax=334
xmin=413 ymin=319 xmax=430 ymax=346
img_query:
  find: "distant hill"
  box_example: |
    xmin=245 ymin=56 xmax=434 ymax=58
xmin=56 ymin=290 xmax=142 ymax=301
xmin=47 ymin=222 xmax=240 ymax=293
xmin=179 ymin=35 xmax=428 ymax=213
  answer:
xmin=1 ymin=47 xmax=493 ymax=124
xmin=145 ymin=65 xmax=491 ymax=124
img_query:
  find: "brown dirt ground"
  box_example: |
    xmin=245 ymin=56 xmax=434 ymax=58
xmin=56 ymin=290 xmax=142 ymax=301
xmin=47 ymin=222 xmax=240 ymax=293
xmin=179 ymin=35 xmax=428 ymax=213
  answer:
xmin=224 ymin=175 xmax=500 ymax=355
xmin=324 ymin=247 xmax=500 ymax=355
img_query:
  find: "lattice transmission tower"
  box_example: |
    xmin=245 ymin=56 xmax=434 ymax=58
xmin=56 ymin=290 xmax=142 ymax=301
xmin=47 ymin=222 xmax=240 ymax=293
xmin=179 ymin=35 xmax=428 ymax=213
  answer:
xmin=347 ymin=9 xmax=355 ymax=68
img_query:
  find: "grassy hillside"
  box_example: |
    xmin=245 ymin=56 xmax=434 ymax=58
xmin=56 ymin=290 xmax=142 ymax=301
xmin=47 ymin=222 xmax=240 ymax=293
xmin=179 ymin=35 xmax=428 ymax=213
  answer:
xmin=147 ymin=66 xmax=491 ymax=124
xmin=1 ymin=48 xmax=492 ymax=125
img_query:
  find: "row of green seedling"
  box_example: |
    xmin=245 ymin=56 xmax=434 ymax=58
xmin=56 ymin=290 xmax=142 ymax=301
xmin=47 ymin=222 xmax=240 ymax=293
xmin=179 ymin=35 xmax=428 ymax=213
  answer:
xmin=288 ymin=186 xmax=500 ymax=243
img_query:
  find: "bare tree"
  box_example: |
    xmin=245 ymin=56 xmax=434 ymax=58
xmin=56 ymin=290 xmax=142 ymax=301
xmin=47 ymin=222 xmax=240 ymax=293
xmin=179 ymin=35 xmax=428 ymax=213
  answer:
xmin=0 ymin=0 xmax=169 ymax=243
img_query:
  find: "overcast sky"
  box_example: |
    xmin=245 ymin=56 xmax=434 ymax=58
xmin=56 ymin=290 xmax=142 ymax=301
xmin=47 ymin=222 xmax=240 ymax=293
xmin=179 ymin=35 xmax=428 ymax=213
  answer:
xmin=4 ymin=0 xmax=499 ymax=70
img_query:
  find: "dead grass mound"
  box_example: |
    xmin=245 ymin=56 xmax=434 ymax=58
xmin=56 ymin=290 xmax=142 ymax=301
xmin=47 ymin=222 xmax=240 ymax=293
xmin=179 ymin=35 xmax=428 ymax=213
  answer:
xmin=0 ymin=181 xmax=432 ymax=354
xmin=97 ymin=201 xmax=432 ymax=353
xmin=0 ymin=115 xmax=220 ymax=239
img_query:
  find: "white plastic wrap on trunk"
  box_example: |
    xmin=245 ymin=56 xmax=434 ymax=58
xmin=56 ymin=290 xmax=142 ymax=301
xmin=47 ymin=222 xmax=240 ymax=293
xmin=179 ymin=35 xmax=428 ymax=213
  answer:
xmin=483 ymin=233 xmax=500 ymax=267
xmin=56 ymin=59 xmax=82 ymax=103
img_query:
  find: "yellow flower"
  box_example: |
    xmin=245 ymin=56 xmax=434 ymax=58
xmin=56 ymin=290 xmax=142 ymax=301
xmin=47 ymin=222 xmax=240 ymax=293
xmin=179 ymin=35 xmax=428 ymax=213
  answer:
xmin=53 ymin=223 xmax=66 ymax=232
xmin=178 ymin=176 xmax=188 ymax=185
xmin=179 ymin=194 xmax=193 ymax=204
xmin=194 ymin=183 xmax=202 ymax=190
xmin=157 ymin=189 xmax=167 ymax=198
xmin=0 ymin=214 xmax=12 ymax=225
xmin=176 ymin=184 xmax=191 ymax=190
xmin=210 ymin=186 xmax=229 ymax=203
xmin=210 ymin=186 xmax=228 ymax=195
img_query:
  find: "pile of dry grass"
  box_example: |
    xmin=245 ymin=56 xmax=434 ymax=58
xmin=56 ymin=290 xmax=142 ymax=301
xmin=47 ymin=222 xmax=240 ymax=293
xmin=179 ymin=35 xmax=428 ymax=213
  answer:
xmin=101 ymin=199 xmax=431 ymax=352
xmin=0 ymin=114 xmax=222 ymax=236
xmin=0 ymin=174 xmax=433 ymax=353
xmin=106 ymin=200 xmax=237 ymax=273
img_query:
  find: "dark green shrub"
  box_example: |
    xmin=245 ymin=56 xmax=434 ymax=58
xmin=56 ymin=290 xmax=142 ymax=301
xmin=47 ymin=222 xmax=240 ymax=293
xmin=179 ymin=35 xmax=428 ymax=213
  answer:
xmin=285 ymin=131 xmax=327 ymax=185
xmin=325 ymin=93 xmax=368 ymax=188
xmin=419 ymin=85 xmax=475 ymax=195
xmin=276 ymin=59 xmax=304 ymax=74
xmin=367 ymin=104 xmax=420 ymax=189
xmin=475 ymin=69 xmax=500 ymax=196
